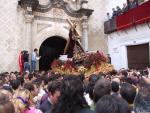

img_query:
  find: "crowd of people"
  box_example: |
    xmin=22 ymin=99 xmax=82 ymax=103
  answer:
xmin=107 ymin=0 xmax=150 ymax=19
xmin=0 ymin=66 xmax=150 ymax=113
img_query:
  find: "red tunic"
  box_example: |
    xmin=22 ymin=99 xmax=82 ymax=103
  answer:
xmin=19 ymin=52 xmax=24 ymax=74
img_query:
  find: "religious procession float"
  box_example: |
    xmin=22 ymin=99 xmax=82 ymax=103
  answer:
xmin=51 ymin=20 xmax=114 ymax=77
xmin=51 ymin=51 xmax=114 ymax=77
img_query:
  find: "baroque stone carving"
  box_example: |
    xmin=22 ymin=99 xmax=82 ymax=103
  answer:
xmin=18 ymin=0 xmax=93 ymax=18
xmin=34 ymin=16 xmax=80 ymax=24
xmin=52 ymin=8 xmax=64 ymax=18
xmin=18 ymin=0 xmax=39 ymax=11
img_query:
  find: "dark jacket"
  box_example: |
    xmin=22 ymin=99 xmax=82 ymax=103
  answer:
xmin=46 ymin=107 xmax=94 ymax=113
xmin=40 ymin=99 xmax=52 ymax=113
xmin=45 ymin=110 xmax=52 ymax=113
xmin=23 ymin=52 xmax=29 ymax=62
xmin=74 ymin=107 xmax=94 ymax=113
xmin=128 ymin=1 xmax=137 ymax=9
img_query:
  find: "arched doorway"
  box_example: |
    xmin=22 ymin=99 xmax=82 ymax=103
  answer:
xmin=39 ymin=36 xmax=67 ymax=71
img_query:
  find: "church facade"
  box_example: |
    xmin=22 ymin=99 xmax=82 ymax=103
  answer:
xmin=0 ymin=0 xmax=109 ymax=72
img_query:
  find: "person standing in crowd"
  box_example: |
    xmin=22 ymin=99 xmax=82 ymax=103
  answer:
xmin=111 ymin=81 xmax=120 ymax=98
xmin=23 ymin=51 xmax=30 ymax=72
xmin=52 ymin=75 xmax=93 ymax=113
xmin=31 ymin=48 xmax=40 ymax=72
xmin=93 ymin=78 xmax=111 ymax=108
xmin=18 ymin=51 xmax=24 ymax=74
xmin=0 ymin=92 xmax=15 ymax=113
xmin=40 ymin=81 xmax=61 ymax=113
xmin=120 ymin=83 xmax=137 ymax=112
xmin=134 ymin=85 xmax=150 ymax=113
xmin=95 ymin=95 xmax=129 ymax=113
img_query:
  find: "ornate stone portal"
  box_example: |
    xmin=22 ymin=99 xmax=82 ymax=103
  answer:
xmin=18 ymin=0 xmax=93 ymax=52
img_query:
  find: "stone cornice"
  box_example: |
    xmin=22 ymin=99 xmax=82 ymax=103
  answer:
xmin=18 ymin=0 xmax=39 ymax=11
xmin=18 ymin=0 xmax=93 ymax=18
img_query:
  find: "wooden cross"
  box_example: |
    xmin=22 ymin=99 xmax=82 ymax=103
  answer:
xmin=66 ymin=19 xmax=80 ymax=37
xmin=64 ymin=19 xmax=81 ymax=54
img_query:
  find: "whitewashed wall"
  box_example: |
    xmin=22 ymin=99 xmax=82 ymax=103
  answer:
xmin=108 ymin=23 xmax=150 ymax=70
xmin=0 ymin=0 xmax=25 ymax=72
xmin=88 ymin=0 xmax=108 ymax=53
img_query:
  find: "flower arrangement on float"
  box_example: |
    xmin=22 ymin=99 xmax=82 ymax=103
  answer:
xmin=51 ymin=51 xmax=114 ymax=77
xmin=51 ymin=59 xmax=79 ymax=75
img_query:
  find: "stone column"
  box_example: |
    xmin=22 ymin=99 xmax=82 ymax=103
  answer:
xmin=24 ymin=14 xmax=34 ymax=53
xmin=24 ymin=10 xmax=34 ymax=70
xmin=81 ymin=16 xmax=89 ymax=51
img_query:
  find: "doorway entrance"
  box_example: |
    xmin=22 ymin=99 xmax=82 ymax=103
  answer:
xmin=39 ymin=36 xmax=67 ymax=71
xmin=127 ymin=43 xmax=149 ymax=69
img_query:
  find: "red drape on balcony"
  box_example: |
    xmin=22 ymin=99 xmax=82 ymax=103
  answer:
xmin=116 ymin=1 xmax=150 ymax=31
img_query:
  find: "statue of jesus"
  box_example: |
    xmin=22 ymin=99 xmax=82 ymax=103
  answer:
xmin=64 ymin=22 xmax=85 ymax=61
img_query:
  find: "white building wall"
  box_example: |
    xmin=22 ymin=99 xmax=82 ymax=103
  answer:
xmin=0 ymin=0 xmax=25 ymax=72
xmin=108 ymin=24 xmax=150 ymax=70
xmin=87 ymin=0 xmax=108 ymax=53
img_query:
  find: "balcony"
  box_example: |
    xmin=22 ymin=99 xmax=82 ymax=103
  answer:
xmin=104 ymin=1 xmax=150 ymax=34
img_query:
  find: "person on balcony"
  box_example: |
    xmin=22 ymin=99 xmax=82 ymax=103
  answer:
xmin=116 ymin=6 xmax=122 ymax=15
xmin=106 ymin=12 xmax=111 ymax=20
xmin=122 ymin=3 xmax=128 ymax=13
xmin=128 ymin=0 xmax=138 ymax=9
xmin=112 ymin=8 xmax=118 ymax=18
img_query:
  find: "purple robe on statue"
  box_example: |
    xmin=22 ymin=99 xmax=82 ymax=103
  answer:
xmin=66 ymin=28 xmax=84 ymax=58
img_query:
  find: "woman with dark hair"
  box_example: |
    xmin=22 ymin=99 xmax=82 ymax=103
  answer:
xmin=0 ymin=92 xmax=15 ymax=113
xmin=52 ymin=75 xmax=93 ymax=113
